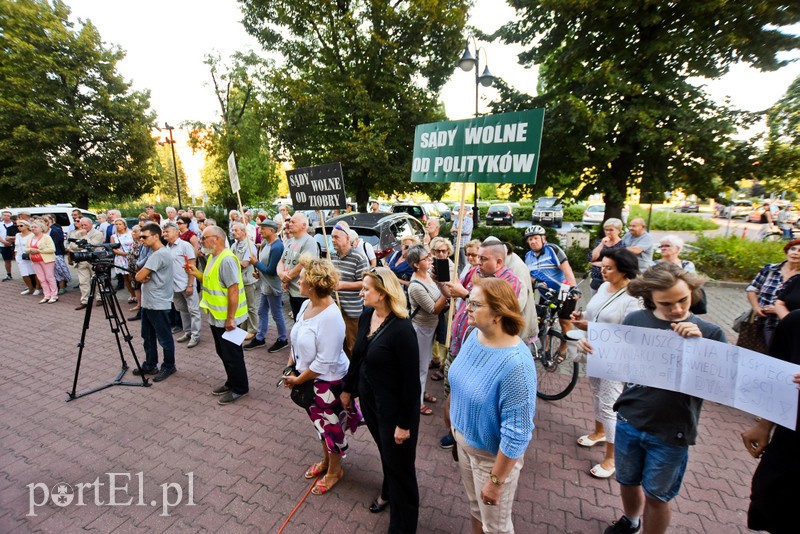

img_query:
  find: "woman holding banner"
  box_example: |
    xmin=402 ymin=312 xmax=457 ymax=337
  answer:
xmin=573 ymin=248 xmax=641 ymax=479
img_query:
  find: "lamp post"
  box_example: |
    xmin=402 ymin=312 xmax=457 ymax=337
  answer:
xmin=162 ymin=122 xmax=183 ymax=210
xmin=458 ymin=37 xmax=495 ymax=227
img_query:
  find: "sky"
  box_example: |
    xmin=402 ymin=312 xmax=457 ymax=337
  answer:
xmin=64 ymin=0 xmax=800 ymax=193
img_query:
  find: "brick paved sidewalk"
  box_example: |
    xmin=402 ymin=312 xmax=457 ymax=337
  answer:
xmin=0 ymin=266 xmax=761 ymax=533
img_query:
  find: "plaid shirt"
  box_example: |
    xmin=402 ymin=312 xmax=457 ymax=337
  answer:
xmin=747 ymin=261 xmax=787 ymax=328
xmin=449 ymin=265 xmax=521 ymax=358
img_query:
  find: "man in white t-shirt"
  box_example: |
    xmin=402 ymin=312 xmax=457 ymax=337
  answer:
xmin=163 ymin=222 xmax=201 ymax=348
xmin=349 ymin=229 xmax=377 ymax=267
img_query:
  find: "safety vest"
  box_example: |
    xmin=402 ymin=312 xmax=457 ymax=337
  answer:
xmin=199 ymin=249 xmax=248 ymax=321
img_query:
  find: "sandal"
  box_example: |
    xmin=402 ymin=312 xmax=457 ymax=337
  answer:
xmin=128 ymin=296 xmax=137 ymax=303
xmin=420 ymin=405 xmax=433 ymax=416
xmin=590 ymin=463 xmax=616 ymax=479
xmin=311 ymin=469 xmax=343 ymax=495
xmin=304 ymin=462 xmax=328 ymax=479
xmin=430 ymin=371 xmax=444 ymax=381
xmin=423 ymin=393 xmax=438 ymax=403
xmin=577 ymin=434 xmax=606 ymax=447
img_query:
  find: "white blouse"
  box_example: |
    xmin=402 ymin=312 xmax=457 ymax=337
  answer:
xmin=290 ymin=301 xmax=349 ymax=381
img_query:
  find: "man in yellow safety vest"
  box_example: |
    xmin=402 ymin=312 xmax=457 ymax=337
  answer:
xmin=189 ymin=225 xmax=249 ymax=405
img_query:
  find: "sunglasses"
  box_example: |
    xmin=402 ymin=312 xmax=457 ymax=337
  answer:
xmin=197 ymin=219 xmax=206 ymax=223
xmin=138 ymin=234 xmax=153 ymax=240
xmin=433 ymin=248 xmax=448 ymax=254
xmin=367 ymin=267 xmax=385 ymax=287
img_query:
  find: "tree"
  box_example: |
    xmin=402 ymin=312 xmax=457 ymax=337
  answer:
xmin=186 ymin=52 xmax=281 ymax=209
xmin=761 ymin=75 xmax=800 ymax=193
xmin=152 ymin=141 xmax=189 ymax=202
xmin=239 ymin=0 xmax=468 ymax=210
xmin=0 ymin=0 xmax=158 ymax=208
xmin=493 ymin=1 xmax=800 ymax=219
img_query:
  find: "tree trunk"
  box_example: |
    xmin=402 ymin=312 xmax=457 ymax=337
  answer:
xmin=603 ymin=155 xmax=633 ymax=222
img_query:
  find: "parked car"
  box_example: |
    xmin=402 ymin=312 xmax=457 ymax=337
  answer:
xmin=434 ymin=202 xmax=452 ymax=223
xmin=532 ymin=197 xmax=564 ymax=228
xmin=675 ymin=200 xmax=699 ymax=213
xmin=581 ymin=204 xmax=631 ymax=226
xmin=485 ymin=204 xmax=514 ymax=226
xmin=391 ymin=202 xmax=442 ymax=224
xmin=5 ymin=204 xmax=96 ymax=234
xmin=717 ymin=200 xmax=753 ymax=219
xmin=315 ymin=212 xmax=425 ymax=262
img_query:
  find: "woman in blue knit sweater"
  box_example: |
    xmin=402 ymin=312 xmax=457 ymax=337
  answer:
xmin=448 ymin=277 xmax=537 ymax=534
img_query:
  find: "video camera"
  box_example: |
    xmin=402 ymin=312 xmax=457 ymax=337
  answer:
xmin=68 ymin=238 xmax=119 ymax=265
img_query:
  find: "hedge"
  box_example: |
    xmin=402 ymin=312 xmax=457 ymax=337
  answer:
xmin=682 ymin=235 xmax=786 ymax=282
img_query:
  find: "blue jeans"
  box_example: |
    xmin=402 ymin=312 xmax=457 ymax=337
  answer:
xmin=256 ymin=293 xmax=287 ymax=342
xmin=141 ymin=308 xmax=175 ymax=370
xmin=614 ymin=419 xmax=689 ymax=502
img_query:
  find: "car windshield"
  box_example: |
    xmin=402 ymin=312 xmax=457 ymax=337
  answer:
xmin=489 ymin=205 xmax=509 ymax=212
xmin=536 ymin=198 xmax=559 ymax=208
xmin=587 ymin=205 xmax=605 ymax=212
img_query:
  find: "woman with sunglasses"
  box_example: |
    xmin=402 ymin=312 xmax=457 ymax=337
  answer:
xmin=448 ymin=277 xmax=536 ymax=534
xmin=14 ymin=219 xmax=37 ymax=295
xmin=282 ymin=256 xmax=358 ymax=496
xmin=342 ymin=267 xmax=420 ymax=532
xmin=387 ymin=236 xmax=419 ymax=287
xmin=177 ymin=215 xmax=200 ymax=255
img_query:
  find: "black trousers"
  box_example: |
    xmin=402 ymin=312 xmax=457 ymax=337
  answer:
xmin=209 ymin=324 xmax=249 ymax=394
xmin=289 ymin=295 xmax=307 ymax=320
xmin=360 ymin=385 xmax=419 ymax=534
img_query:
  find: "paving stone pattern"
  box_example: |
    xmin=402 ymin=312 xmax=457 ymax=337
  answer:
xmin=0 ymin=265 xmax=760 ymax=533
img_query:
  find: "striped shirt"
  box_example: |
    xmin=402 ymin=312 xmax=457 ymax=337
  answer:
xmin=330 ymin=248 xmax=368 ymax=318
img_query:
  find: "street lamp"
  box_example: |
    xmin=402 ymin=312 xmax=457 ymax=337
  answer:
xmin=162 ymin=123 xmax=183 ymax=210
xmin=458 ymin=38 xmax=495 ymax=226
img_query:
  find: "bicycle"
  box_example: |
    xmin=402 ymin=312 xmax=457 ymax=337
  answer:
xmin=529 ymin=281 xmax=582 ymax=400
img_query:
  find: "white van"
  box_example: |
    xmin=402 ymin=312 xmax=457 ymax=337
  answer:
xmin=3 ymin=204 xmax=97 ymax=234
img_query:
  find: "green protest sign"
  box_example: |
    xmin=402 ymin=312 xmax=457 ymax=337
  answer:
xmin=410 ymin=109 xmax=544 ymax=184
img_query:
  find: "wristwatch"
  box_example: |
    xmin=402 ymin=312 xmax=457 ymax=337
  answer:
xmin=490 ymin=473 xmax=503 ymax=486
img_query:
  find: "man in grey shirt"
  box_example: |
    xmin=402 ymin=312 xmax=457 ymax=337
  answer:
xmin=134 ymin=223 xmax=176 ymax=382
xmin=231 ymin=222 xmax=260 ymax=340
xmin=278 ymin=212 xmax=319 ymax=318
xmin=163 ymin=222 xmax=201 ymax=349
xmin=621 ymin=218 xmax=655 ymax=272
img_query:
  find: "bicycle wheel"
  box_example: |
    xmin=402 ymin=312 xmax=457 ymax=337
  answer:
xmin=532 ymin=332 xmax=579 ymax=401
xmin=761 ymin=232 xmax=783 ymax=243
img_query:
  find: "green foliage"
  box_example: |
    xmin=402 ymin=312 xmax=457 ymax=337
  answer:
xmin=565 ymin=245 xmax=592 ymax=275
xmin=683 ymin=236 xmax=787 ymax=281
xmin=492 ymin=1 xmax=799 ymax=220
xmin=514 ymin=205 xmax=532 ymax=221
xmin=760 ymin=75 xmax=800 ymax=193
xmin=239 ymin=0 xmax=469 ymax=210
xmin=563 ymin=204 xmax=588 ymax=222
xmin=0 ymin=0 xmax=158 ymax=208
xmin=628 ymin=206 xmax=719 ymax=231
xmin=186 ymin=52 xmax=281 ymax=210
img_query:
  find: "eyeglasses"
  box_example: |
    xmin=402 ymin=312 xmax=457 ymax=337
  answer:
xmin=367 ymin=268 xmax=385 ymax=287
xmin=177 ymin=221 xmax=187 ymax=225
xmin=465 ymin=252 xmax=479 ymax=258
xmin=16 ymin=225 xmax=25 ymax=228
xmin=658 ymin=244 xmax=672 ymax=249
xmin=333 ymin=224 xmax=346 ymax=232
xmin=465 ymin=299 xmax=485 ymax=311
xmin=138 ymin=234 xmax=152 ymax=240
xmin=433 ymin=248 xmax=448 ymax=254
xmin=197 ymin=219 xmax=206 ymax=224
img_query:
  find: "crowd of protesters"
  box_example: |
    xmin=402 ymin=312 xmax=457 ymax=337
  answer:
xmin=2 ymin=203 xmax=798 ymax=534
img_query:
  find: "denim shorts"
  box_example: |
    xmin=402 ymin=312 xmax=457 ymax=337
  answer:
xmin=614 ymin=418 xmax=689 ymax=502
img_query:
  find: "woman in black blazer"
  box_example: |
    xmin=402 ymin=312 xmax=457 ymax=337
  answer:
xmin=341 ymin=267 xmax=420 ymax=534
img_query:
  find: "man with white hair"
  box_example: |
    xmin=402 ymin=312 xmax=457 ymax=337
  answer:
xmin=231 ymin=222 xmax=260 ymax=340
xmin=349 ymin=229 xmax=377 ymax=268
xmin=165 ymin=206 xmax=178 ymax=225
xmin=67 ymin=217 xmax=105 ymax=310
xmin=329 ymin=221 xmax=368 ymax=356
xmin=278 ymin=212 xmax=319 ymax=318
xmin=423 ymin=217 xmax=441 ymax=247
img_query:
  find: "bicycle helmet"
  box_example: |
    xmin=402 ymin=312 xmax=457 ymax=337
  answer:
xmin=525 ymin=225 xmax=547 ymax=237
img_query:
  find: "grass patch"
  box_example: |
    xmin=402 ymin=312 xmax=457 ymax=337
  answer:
xmin=683 ymin=235 xmax=786 ymax=282
xmin=629 ymin=206 xmax=719 ymax=231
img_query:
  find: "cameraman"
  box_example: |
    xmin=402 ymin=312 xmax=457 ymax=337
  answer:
xmin=67 ymin=217 xmax=104 ymax=310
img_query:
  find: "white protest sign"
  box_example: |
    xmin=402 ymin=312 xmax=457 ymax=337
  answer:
xmin=227 ymin=152 xmax=240 ymax=193
xmin=587 ymin=322 xmax=800 ymax=429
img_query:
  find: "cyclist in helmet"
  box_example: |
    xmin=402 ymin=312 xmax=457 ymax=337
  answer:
xmin=525 ymin=225 xmax=578 ymax=357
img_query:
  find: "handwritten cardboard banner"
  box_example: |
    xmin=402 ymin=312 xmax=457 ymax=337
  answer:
xmin=587 ymin=323 xmax=800 ymax=429
xmin=227 ymin=152 xmax=240 ymax=194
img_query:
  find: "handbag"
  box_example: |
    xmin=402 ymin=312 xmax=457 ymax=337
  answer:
xmin=290 ymin=375 xmax=316 ymax=409
xmin=21 ymin=252 xmax=30 ymax=261
xmin=735 ymin=311 xmax=768 ymax=354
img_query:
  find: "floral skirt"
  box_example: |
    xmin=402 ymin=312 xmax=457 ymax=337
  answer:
xmin=54 ymin=256 xmax=71 ymax=283
xmin=307 ymin=379 xmax=363 ymax=457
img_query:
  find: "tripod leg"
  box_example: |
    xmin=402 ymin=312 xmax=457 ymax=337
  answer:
xmin=68 ymin=273 xmax=99 ymax=399
xmin=100 ymin=270 xmax=148 ymax=383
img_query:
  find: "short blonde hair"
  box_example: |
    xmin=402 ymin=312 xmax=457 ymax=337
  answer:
xmin=299 ymin=256 xmax=340 ymax=298
xmin=30 ymin=220 xmax=47 ymax=232
xmin=472 ymin=278 xmax=524 ymax=336
xmin=363 ymin=267 xmax=409 ymax=319
xmin=401 ymin=235 xmax=420 ymax=247
xmin=429 ymin=236 xmax=453 ymax=256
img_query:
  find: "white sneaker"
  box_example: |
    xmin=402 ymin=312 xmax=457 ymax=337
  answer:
xmin=33 ymin=289 xmax=42 ymax=295
xmin=20 ymin=289 xmax=31 ymax=295
xmin=48 ymin=297 xmax=58 ymax=303
xmin=187 ymin=338 xmax=199 ymax=349
xmin=38 ymin=297 xmax=49 ymax=304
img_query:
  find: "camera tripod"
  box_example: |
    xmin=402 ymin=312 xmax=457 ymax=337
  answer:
xmin=66 ymin=263 xmax=150 ymax=401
